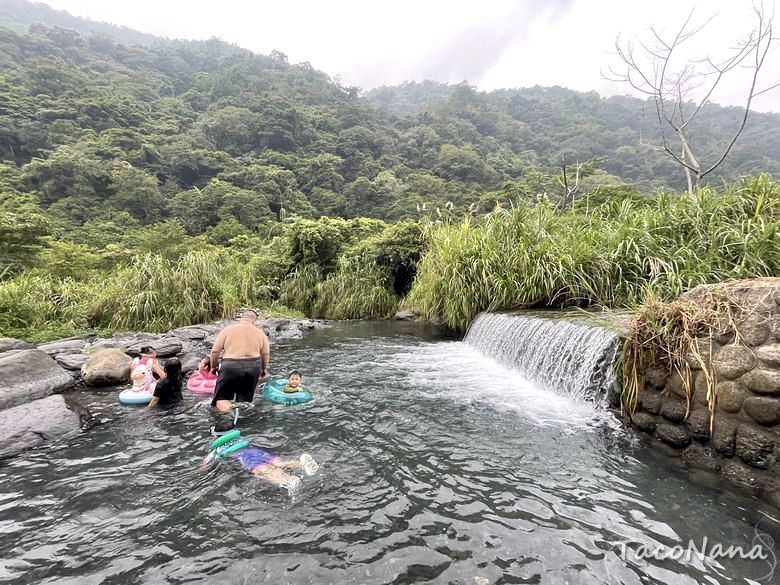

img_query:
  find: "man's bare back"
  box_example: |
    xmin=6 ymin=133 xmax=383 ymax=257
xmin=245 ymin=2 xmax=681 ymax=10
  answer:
xmin=210 ymin=311 xmax=271 ymax=411
xmin=210 ymin=312 xmax=270 ymax=375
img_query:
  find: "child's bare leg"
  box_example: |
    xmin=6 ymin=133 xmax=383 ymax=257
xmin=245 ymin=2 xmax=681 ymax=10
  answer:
xmin=253 ymin=466 xmax=291 ymax=486
xmin=271 ymin=459 xmax=301 ymax=471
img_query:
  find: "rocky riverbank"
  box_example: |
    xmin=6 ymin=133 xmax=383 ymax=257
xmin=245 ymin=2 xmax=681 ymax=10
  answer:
xmin=0 ymin=316 xmax=328 ymax=459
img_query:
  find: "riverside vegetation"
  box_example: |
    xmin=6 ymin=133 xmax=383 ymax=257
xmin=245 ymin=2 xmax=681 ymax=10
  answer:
xmin=0 ymin=6 xmax=778 ymax=343
xmin=3 ymin=175 xmax=777 ymax=342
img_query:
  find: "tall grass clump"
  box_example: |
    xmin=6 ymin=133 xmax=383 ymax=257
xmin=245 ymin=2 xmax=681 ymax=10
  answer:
xmin=89 ymin=251 xmax=266 ymax=331
xmin=0 ymin=271 xmax=96 ymax=340
xmin=314 ymin=256 xmax=398 ymax=319
xmin=77 ymin=250 xmax=286 ymax=334
xmin=1 ymin=249 xmax=295 ymax=340
xmin=408 ymin=176 xmax=779 ymax=332
xmin=279 ymin=263 xmax=322 ymax=316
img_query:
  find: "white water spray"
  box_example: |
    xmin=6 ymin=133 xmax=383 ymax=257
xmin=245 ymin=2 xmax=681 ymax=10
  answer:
xmin=464 ymin=312 xmax=621 ymax=402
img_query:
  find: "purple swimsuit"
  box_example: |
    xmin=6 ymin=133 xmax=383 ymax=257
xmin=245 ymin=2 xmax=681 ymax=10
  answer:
xmin=235 ymin=446 xmax=278 ymax=470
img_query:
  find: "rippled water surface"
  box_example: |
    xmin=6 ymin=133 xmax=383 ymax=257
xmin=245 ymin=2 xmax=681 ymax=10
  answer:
xmin=0 ymin=321 xmax=776 ymax=584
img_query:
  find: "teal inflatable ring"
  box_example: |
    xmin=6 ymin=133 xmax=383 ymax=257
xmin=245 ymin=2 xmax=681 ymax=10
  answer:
xmin=218 ymin=439 xmax=251 ymax=457
xmin=262 ymin=378 xmax=313 ymax=405
xmin=210 ymin=429 xmax=240 ymax=451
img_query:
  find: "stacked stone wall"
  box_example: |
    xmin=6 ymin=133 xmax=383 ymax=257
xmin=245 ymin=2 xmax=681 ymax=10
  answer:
xmin=630 ymin=279 xmax=780 ymax=508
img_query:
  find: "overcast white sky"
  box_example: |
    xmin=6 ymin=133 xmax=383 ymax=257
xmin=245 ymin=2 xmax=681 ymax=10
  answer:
xmin=40 ymin=0 xmax=780 ymax=112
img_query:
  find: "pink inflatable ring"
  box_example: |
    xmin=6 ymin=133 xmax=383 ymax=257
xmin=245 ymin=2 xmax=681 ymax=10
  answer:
xmin=187 ymin=371 xmax=216 ymax=394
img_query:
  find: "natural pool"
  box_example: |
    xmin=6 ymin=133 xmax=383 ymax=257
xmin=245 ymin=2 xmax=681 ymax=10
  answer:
xmin=0 ymin=321 xmax=776 ymax=584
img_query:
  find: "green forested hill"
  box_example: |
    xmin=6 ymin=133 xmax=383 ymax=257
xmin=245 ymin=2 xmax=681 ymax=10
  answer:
xmin=0 ymin=0 xmax=162 ymax=45
xmin=368 ymin=82 xmax=780 ymax=190
xmin=1 ymin=10 xmax=779 ymax=234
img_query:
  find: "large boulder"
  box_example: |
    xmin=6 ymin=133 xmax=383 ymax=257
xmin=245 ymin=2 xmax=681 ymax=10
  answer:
xmin=735 ymin=314 xmax=771 ymax=347
xmin=178 ymin=353 xmax=202 ymax=374
xmin=394 ymin=309 xmax=418 ymax=321
xmin=167 ymin=325 xmax=211 ymax=340
xmin=37 ymin=338 xmax=89 ymax=356
xmin=643 ymin=366 xmax=668 ymax=390
xmin=87 ymin=338 xmax=119 ymax=352
xmin=112 ymin=332 xmax=160 ymax=350
xmin=682 ymin=444 xmax=721 ymax=473
xmin=638 ymin=389 xmax=662 ymax=414
xmin=630 ymin=412 xmax=658 ymax=433
xmin=0 ymin=394 xmax=89 ymax=459
xmin=0 ymin=338 xmax=34 ymax=354
xmin=0 ymin=349 xmax=75 ymax=410
xmin=681 ymin=279 xmax=778 ymax=313
xmin=711 ymin=416 xmax=738 ymax=457
xmin=258 ymin=318 xmax=297 ymax=342
xmin=125 ymin=337 xmax=182 ymax=358
xmin=277 ymin=325 xmax=304 ymax=340
xmin=81 ymin=349 xmax=132 ymax=386
xmin=685 ymin=409 xmax=711 ymax=442
xmin=55 ymin=353 xmax=89 ymax=372
xmin=659 ymin=399 xmax=686 ymax=423
xmin=735 ymin=424 xmax=776 ymax=469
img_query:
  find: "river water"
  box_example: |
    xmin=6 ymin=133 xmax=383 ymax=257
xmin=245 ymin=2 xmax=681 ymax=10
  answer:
xmin=0 ymin=321 xmax=776 ymax=584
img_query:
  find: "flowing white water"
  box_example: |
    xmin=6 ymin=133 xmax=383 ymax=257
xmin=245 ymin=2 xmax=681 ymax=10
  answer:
xmin=464 ymin=312 xmax=622 ymax=402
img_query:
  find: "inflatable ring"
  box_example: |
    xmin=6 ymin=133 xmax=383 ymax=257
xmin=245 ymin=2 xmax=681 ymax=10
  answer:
xmin=218 ymin=439 xmax=251 ymax=457
xmin=262 ymin=378 xmax=313 ymax=405
xmin=187 ymin=371 xmax=216 ymax=395
xmin=119 ymin=389 xmax=154 ymax=405
xmin=210 ymin=429 xmax=240 ymax=451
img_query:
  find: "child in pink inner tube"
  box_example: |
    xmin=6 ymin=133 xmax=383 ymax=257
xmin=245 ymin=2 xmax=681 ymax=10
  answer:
xmin=188 ymin=357 xmax=217 ymax=393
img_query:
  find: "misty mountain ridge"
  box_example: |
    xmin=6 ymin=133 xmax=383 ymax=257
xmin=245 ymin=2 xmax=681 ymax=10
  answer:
xmin=0 ymin=0 xmax=778 ymax=230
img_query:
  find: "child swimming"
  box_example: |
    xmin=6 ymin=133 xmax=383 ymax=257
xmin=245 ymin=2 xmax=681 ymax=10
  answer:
xmin=283 ymin=370 xmax=312 ymax=394
xmin=204 ymin=421 xmax=318 ymax=494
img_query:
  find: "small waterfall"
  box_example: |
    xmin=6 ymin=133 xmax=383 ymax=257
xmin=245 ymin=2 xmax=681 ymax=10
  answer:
xmin=464 ymin=312 xmax=621 ymax=401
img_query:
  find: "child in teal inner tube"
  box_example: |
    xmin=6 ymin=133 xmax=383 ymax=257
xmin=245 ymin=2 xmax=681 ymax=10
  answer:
xmin=204 ymin=421 xmax=318 ymax=494
xmin=283 ymin=370 xmax=313 ymax=394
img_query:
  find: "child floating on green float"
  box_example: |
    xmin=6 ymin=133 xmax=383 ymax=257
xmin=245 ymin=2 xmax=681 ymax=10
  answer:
xmin=204 ymin=421 xmax=318 ymax=494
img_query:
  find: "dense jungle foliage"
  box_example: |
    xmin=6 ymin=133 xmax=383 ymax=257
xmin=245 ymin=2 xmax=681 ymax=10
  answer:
xmin=0 ymin=1 xmax=778 ymax=339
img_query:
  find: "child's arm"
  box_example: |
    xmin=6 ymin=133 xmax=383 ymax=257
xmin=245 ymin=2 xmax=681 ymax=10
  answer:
xmin=150 ymin=359 xmax=165 ymax=379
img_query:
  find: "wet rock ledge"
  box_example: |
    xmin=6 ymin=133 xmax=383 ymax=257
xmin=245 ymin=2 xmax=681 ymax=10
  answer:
xmin=0 ymin=317 xmax=327 ymax=459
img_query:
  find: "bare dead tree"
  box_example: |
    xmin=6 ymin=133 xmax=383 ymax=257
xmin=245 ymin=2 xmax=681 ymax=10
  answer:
xmin=606 ymin=5 xmax=779 ymax=195
xmin=557 ymin=157 xmax=583 ymax=209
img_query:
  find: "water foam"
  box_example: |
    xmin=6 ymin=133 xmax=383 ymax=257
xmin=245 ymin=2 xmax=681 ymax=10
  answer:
xmin=464 ymin=312 xmax=621 ymax=402
xmin=395 ymin=339 xmax=620 ymax=431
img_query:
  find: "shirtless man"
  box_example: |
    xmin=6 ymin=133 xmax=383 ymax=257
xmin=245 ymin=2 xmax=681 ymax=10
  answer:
xmin=210 ymin=310 xmax=270 ymax=412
